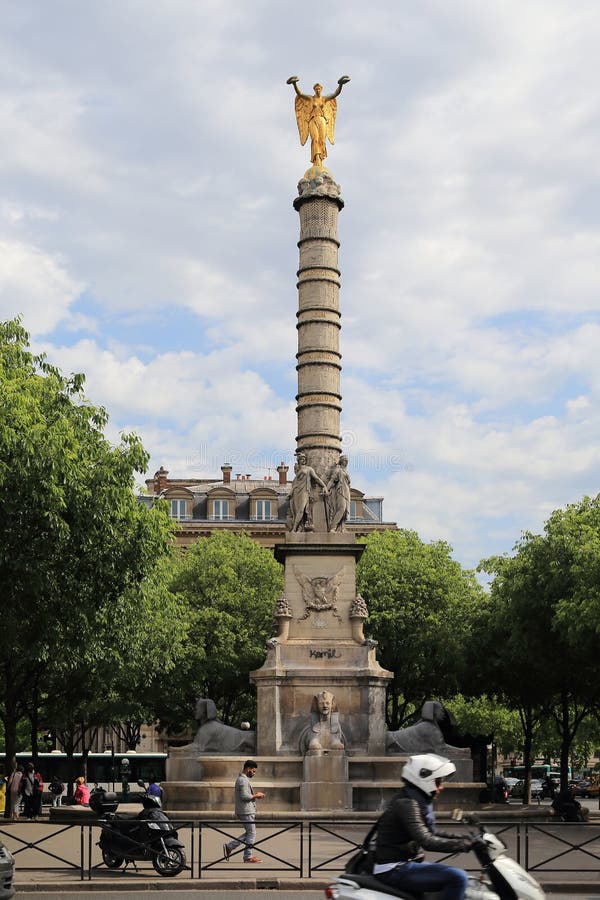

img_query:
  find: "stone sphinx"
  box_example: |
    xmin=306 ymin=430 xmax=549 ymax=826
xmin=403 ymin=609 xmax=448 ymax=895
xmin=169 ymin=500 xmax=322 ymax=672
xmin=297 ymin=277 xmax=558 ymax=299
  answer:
xmin=386 ymin=700 xmax=470 ymax=757
xmin=300 ymin=690 xmax=346 ymax=755
xmin=189 ymin=698 xmax=256 ymax=754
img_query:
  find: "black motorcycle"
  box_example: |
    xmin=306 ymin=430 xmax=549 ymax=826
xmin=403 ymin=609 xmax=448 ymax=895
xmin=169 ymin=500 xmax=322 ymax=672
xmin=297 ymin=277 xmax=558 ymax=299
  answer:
xmin=90 ymin=781 xmax=186 ymax=877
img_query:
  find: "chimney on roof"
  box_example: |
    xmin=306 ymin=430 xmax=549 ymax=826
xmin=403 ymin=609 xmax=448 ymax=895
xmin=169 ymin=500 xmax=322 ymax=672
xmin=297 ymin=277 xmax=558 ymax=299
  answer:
xmin=245 ymin=474 xmax=251 ymax=480
xmin=277 ymin=462 xmax=289 ymax=485
xmin=221 ymin=463 xmax=232 ymax=484
xmin=154 ymin=466 xmax=169 ymax=493
xmin=236 ymin=474 xmax=242 ymax=480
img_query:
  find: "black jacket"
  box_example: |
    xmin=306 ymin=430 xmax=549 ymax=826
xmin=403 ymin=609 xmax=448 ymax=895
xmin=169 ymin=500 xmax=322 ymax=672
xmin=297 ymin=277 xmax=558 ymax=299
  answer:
xmin=375 ymin=784 xmax=469 ymax=864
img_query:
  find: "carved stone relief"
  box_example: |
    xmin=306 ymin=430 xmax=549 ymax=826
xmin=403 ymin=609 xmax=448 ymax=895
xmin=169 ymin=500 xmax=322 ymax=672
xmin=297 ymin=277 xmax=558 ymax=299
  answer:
xmin=294 ymin=566 xmax=344 ymax=622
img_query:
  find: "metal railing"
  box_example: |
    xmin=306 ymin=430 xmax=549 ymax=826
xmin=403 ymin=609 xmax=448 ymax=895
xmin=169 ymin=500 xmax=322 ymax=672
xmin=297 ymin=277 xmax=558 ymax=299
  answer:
xmin=1 ymin=818 xmax=598 ymax=882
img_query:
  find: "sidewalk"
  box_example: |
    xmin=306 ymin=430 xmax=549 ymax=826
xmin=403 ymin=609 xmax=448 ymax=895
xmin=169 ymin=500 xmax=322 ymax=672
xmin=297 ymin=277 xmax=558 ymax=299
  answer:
xmin=3 ymin=806 xmax=599 ymax=894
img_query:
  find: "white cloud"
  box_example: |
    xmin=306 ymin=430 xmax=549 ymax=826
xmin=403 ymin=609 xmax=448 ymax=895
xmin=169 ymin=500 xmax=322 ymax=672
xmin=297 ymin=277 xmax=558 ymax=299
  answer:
xmin=0 ymin=239 xmax=83 ymax=334
xmin=3 ymin=0 xmax=600 ymax=568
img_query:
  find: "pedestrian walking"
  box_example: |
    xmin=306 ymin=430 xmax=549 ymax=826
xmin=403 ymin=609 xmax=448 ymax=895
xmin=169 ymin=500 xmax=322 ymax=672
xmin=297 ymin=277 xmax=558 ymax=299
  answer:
xmin=223 ymin=759 xmax=265 ymax=863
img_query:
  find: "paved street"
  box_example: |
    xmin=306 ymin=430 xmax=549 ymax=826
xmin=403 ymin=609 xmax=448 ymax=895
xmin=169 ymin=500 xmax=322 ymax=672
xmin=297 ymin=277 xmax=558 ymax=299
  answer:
xmin=19 ymin=894 xmax=326 ymax=899
xmin=14 ymin=892 xmax=600 ymax=899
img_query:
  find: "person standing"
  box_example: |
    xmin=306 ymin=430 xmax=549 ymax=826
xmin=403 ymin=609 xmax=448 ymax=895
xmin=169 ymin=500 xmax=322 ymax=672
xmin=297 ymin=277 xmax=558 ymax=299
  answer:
xmin=223 ymin=760 xmax=265 ymax=863
xmin=6 ymin=765 xmax=23 ymax=820
xmin=21 ymin=763 xmax=37 ymax=820
xmin=33 ymin=769 xmax=44 ymax=819
xmin=73 ymin=776 xmax=90 ymax=805
xmin=49 ymin=775 xmax=65 ymax=807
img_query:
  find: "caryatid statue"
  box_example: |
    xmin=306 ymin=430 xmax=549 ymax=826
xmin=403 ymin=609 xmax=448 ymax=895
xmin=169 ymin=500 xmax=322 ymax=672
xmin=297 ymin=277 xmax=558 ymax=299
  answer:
xmin=288 ymin=452 xmax=329 ymax=532
xmin=287 ymin=75 xmax=350 ymax=167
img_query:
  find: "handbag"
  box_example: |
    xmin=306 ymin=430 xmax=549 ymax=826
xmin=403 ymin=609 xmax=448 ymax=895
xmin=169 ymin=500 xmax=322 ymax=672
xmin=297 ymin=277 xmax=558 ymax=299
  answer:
xmin=344 ymin=820 xmax=379 ymax=875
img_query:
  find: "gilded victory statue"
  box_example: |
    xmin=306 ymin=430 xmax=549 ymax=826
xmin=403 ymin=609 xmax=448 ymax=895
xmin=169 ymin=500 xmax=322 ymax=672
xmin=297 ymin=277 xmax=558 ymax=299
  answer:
xmin=287 ymin=75 xmax=350 ymax=167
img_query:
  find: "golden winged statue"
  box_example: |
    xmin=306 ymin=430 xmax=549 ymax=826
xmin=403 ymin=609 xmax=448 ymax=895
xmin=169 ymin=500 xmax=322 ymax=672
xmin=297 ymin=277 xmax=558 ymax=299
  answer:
xmin=286 ymin=75 xmax=350 ymax=167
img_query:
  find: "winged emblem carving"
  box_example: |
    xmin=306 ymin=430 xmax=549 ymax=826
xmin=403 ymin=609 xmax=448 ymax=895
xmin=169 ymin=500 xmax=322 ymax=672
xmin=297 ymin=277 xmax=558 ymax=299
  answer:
xmin=294 ymin=566 xmax=345 ymax=621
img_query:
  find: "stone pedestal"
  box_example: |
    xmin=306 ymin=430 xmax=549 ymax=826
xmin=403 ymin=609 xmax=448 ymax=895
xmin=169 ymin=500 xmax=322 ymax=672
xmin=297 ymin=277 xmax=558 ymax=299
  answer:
xmin=250 ymin=532 xmax=392 ymax=762
xmin=301 ymin=753 xmax=352 ymax=810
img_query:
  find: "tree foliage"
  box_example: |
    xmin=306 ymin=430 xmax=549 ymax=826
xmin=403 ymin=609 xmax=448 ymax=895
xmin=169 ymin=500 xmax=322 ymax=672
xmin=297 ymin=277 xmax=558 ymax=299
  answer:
xmin=356 ymin=529 xmax=485 ymax=729
xmin=159 ymin=532 xmax=284 ymax=731
xmin=478 ymin=495 xmax=600 ymax=794
xmin=0 ymin=318 xmax=179 ymax=767
xmin=444 ymin=694 xmax=522 ymax=757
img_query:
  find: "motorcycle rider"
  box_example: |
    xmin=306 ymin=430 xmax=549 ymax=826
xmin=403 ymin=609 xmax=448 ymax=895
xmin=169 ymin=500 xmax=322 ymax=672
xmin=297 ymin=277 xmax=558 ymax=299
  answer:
xmin=373 ymin=753 xmax=472 ymax=900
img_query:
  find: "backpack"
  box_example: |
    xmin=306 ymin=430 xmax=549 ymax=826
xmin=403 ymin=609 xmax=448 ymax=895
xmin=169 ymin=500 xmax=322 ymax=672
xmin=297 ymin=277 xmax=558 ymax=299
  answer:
xmin=344 ymin=820 xmax=379 ymax=875
xmin=50 ymin=780 xmax=64 ymax=795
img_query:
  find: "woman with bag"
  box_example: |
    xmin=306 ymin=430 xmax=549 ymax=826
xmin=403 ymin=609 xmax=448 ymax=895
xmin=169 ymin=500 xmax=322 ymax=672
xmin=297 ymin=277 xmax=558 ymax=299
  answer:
xmin=6 ymin=765 xmax=23 ymax=820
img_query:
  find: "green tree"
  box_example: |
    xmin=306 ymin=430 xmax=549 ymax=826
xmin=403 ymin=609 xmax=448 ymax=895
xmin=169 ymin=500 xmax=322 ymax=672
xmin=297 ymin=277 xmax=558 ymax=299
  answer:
xmin=479 ymin=496 xmax=600 ymax=795
xmin=41 ymin=557 xmax=189 ymax=789
xmin=472 ymin=551 xmax=550 ymax=802
xmin=444 ymin=694 xmax=522 ymax=758
xmin=356 ymin=530 xmax=485 ymax=729
xmin=161 ymin=532 xmax=284 ymax=731
xmin=0 ymin=318 xmax=176 ymax=769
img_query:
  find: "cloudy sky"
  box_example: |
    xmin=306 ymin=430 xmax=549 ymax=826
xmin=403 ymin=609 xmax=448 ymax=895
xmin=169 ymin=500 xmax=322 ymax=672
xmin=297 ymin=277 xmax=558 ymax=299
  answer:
xmin=2 ymin=0 xmax=600 ymax=570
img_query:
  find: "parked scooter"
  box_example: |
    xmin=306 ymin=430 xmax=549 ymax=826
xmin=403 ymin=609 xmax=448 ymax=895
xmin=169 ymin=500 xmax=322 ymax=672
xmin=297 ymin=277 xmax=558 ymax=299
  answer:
xmin=90 ymin=780 xmax=186 ymax=877
xmin=325 ymin=810 xmax=545 ymax=900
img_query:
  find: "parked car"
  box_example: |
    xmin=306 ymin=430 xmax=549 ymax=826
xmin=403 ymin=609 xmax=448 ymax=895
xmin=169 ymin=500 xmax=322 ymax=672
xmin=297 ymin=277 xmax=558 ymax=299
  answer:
xmin=510 ymin=778 xmax=543 ymax=799
xmin=574 ymin=779 xmax=600 ymax=798
xmin=0 ymin=842 xmax=15 ymax=899
xmin=504 ymin=777 xmax=520 ymax=793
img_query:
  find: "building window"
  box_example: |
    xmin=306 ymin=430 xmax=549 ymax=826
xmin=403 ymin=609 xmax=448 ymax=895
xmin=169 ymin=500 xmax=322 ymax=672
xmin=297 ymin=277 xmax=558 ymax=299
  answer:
xmin=170 ymin=499 xmax=187 ymax=519
xmin=255 ymin=499 xmax=273 ymax=520
xmin=349 ymin=500 xmax=357 ymax=520
xmin=213 ymin=499 xmax=230 ymax=520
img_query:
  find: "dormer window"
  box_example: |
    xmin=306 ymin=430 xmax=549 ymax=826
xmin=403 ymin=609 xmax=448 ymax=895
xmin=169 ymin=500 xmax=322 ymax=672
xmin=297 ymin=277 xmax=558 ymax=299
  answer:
xmin=213 ymin=498 xmax=230 ymax=520
xmin=249 ymin=487 xmax=279 ymax=521
xmin=255 ymin=499 xmax=273 ymax=520
xmin=170 ymin=499 xmax=188 ymax=519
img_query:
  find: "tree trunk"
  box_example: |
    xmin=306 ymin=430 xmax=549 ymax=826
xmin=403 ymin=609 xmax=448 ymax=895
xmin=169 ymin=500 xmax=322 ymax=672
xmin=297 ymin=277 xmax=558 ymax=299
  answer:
xmin=2 ymin=665 xmax=20 ymax=774
xmin=30 ymin=686 xmax=40 ymax=765
xmin=521 ymin=704 xmax=534 ymax=806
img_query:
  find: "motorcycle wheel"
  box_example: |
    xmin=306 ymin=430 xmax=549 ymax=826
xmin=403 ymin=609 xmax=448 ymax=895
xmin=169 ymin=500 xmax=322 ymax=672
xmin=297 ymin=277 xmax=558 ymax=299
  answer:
xmin=102 ymin=849 xmax=124 ymax=869
xmin=152 ymin=847 xmax=186 ymax=876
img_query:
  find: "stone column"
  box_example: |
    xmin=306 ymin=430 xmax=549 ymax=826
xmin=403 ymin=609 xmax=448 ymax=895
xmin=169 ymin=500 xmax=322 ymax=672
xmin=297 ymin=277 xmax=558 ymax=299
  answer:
xmin=293 ymin=171 xmax=344 ymax=476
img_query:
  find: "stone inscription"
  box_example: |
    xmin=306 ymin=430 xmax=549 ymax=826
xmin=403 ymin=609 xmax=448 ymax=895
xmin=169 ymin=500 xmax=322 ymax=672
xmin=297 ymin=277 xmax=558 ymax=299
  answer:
xmin=309 ymin=647 xmax=342 ymax=659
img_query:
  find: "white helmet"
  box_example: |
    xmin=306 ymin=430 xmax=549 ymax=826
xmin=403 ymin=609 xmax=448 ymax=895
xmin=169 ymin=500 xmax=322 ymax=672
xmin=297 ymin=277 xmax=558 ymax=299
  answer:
xmin=402 ymin=754 xmax=456 ymax=796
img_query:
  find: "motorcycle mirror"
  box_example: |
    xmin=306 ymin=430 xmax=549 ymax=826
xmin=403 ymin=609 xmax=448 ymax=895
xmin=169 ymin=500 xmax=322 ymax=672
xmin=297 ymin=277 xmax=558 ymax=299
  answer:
xmin=137 ymin=779 xmax=145 ymax=787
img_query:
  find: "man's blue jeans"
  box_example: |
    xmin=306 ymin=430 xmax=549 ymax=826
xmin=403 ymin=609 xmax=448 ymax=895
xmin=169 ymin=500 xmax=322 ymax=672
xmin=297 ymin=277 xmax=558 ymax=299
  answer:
xmin=376 ymin=860 xmax=469 ymax=900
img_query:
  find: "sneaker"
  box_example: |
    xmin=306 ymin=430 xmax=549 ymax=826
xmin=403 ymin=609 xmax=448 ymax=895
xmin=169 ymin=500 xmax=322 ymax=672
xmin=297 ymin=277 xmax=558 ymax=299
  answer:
xmin=244 ymin=857 xmax=262 ymax=863
xmin=223 ymin=843 xmax=231 ymax=861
